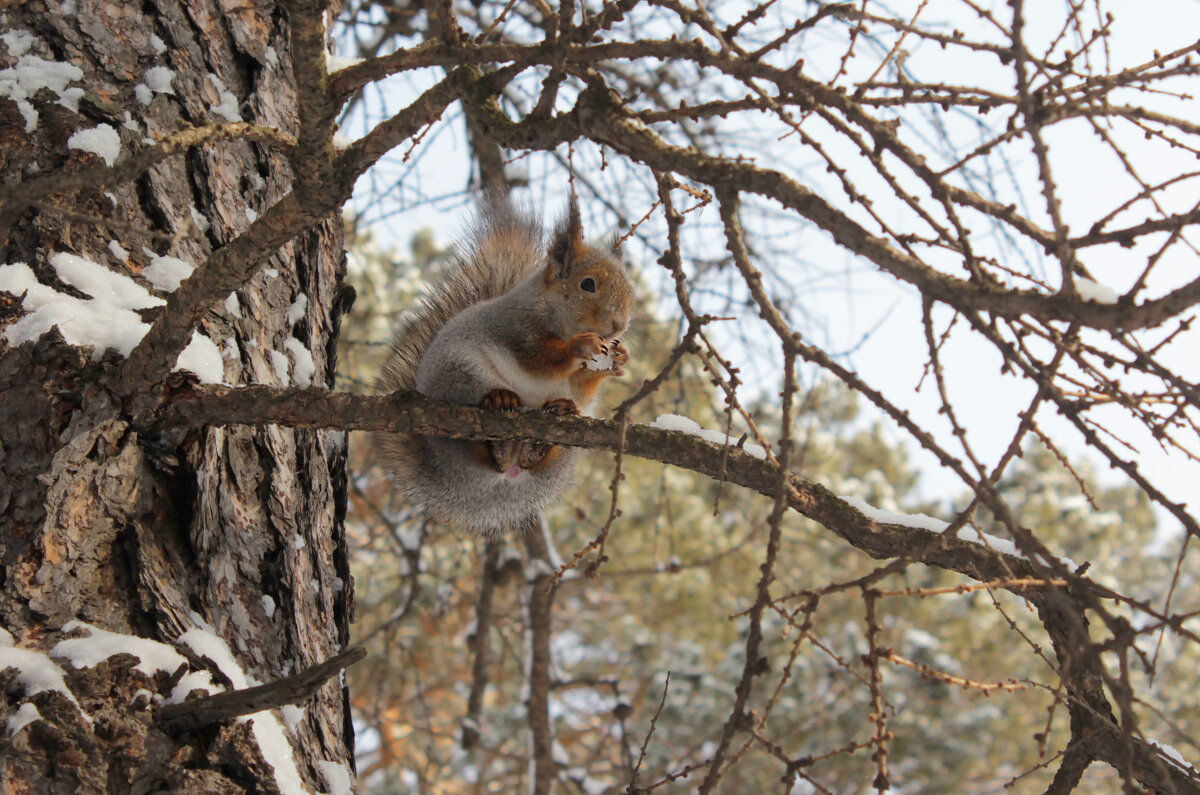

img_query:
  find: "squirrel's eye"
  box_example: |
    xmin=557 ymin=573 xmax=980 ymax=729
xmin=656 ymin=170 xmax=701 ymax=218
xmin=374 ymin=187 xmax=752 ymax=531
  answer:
xmin=580 ymin=277 xmax=596 ymax=293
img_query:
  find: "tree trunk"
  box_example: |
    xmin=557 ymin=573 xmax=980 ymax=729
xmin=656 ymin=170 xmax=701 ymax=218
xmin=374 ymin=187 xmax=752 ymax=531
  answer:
xmin=0 ymin=1 xmax=354 ymax=792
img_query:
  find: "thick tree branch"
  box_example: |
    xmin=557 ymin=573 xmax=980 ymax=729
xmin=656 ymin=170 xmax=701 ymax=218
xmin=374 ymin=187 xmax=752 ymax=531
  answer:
xmin=161 ymin=385 xmax=1077 ymax=586
xmin=157 ymin=646 xmax=366 ymax=732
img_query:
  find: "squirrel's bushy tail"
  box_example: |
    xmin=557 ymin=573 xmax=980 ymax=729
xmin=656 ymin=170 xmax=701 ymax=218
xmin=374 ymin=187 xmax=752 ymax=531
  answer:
xmin=374 ymin=191 xmax=547 ymax=502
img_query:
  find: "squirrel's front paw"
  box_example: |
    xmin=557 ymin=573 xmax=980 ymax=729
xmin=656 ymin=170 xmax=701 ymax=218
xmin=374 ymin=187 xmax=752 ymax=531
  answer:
xmin=568 ymin=332 xmax=605 ymax=361
xmin=608 ymin=339 xmax=629 ymax=373
xmin=580 ymin=339 xmax=627 ymax=375
xmin=542 ymin=397 xmax=580 ymax=416
xmin=481 ymin=388 xmax=522 ymax=411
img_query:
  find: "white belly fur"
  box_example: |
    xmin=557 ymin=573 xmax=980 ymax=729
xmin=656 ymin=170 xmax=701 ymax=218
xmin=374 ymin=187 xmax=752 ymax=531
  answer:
xmin=470 ymin=343 xmax=575 ymax=410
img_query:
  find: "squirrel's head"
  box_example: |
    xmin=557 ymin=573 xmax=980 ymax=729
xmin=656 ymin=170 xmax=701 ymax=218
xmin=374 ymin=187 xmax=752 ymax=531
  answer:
xmin=543 ymin=197 xmax=634 ymax=339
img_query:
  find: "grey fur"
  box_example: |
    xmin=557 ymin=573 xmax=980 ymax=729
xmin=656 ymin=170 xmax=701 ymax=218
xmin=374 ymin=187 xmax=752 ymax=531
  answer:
xmin=374 ymin=192 xmax=630 ymax=538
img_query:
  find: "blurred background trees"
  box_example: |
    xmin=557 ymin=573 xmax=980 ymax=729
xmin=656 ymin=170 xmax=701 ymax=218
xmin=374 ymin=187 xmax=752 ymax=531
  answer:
xmin=326 ymin=1 xmax=1200 ymax=788
xmin=337 ymin=223 xmax=1186 ymax=793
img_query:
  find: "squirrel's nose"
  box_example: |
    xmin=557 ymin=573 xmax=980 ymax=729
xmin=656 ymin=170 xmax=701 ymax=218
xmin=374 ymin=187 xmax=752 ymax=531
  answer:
xmin=609 ymin=319 xmax=622 ymax=337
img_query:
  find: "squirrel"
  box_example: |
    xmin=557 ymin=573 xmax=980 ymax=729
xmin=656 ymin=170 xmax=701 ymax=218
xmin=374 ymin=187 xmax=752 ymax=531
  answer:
xmin=374 ymin=191 xmax=635 ymax=537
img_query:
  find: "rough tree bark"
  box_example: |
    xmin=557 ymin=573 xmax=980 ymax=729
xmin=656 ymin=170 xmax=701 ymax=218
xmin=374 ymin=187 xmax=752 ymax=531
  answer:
xmin=0 ymin=2 xmax=354 ymax=792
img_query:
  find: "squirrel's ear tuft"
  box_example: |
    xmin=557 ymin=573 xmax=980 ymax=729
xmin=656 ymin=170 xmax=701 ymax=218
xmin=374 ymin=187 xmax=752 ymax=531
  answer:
xmin=548 ymin=196 xmax=586 ymax=277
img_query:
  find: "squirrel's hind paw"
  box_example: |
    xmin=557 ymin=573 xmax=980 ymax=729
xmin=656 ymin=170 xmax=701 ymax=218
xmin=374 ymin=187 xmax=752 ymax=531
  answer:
xmin=482 ymin=390 xmax=524 ymax=472
xmin=517 ymin=441 xmax=552 ymax=470
xmin=516 ymin=398 xmax=578 ymax=470
xmin=482 ymin=388 xmax=522 ymax=411
xmin=488 ymin=439 xmax=521 ymax=473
